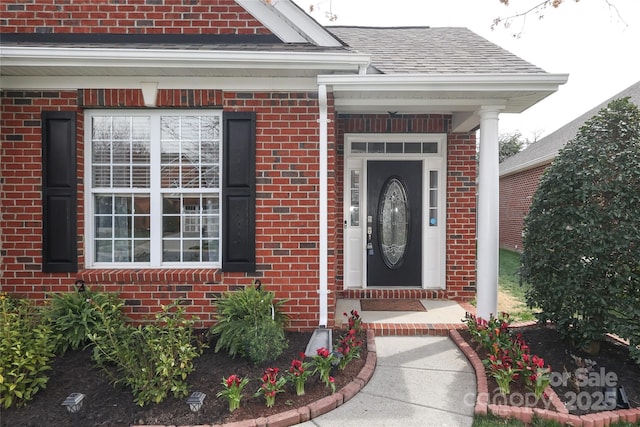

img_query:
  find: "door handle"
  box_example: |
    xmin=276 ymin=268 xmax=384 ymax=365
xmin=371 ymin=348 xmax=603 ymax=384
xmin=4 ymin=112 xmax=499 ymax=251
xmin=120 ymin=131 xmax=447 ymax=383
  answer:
xmin=366 ymin=226 xmax=373 ymax=255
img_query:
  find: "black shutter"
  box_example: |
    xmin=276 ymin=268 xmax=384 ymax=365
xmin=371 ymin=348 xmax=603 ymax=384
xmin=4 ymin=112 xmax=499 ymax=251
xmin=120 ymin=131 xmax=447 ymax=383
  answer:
xmin=222 ymin=112 xmax=256 ymax=272
xmin=42 ymin=111 xmax=78 ymax=272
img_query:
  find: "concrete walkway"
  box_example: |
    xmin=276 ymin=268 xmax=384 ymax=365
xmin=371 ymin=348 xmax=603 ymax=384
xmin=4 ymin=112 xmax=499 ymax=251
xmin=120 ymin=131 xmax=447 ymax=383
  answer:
xmin=295 ymin=335 xmax=476 ymax=427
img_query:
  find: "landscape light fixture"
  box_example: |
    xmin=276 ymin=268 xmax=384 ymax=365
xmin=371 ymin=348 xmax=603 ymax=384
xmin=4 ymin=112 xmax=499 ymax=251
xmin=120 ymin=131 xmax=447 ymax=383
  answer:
xmin=62 ymin=392 xmax=85 ymax=427
xmin=62 ymin=392 xmax=85 ymax=414
xmin=187 ymin=391 xmax=206 ymax=413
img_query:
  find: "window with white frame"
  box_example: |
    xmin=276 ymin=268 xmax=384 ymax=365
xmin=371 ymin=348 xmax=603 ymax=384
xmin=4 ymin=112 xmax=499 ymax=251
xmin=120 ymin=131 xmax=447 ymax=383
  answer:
xmin=87 ymin=110 xmax=222 ymax=267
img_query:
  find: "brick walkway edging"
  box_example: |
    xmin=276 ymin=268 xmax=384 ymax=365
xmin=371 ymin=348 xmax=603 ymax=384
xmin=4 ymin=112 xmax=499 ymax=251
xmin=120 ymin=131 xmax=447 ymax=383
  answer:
xmin=449 ymin=328 xmax=640 ymax=426
xmin=137 ymin=329 xmax=377 ymax=427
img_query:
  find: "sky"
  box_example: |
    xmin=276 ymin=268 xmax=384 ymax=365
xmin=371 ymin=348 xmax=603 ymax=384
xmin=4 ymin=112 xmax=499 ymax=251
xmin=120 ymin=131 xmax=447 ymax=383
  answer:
xmin=292 ymin=0 xmax=640 ymax=141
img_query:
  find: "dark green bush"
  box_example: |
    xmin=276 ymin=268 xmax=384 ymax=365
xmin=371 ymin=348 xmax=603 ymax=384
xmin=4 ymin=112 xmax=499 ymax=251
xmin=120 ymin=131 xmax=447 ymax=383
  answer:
xmin=0 ymin=295 xmax=56 ymax=408
xmin=521 ymin=97 xmax=640 ymax=361
xmin=244 ymin=320 xmax=288 ymax=366
xmin=89 ymin=302 xmax=204 ymax=406
xmin=210 ymin=282 xmax=288 ymax=365
xmin=45 ymin=285 xmax=123 ymax=354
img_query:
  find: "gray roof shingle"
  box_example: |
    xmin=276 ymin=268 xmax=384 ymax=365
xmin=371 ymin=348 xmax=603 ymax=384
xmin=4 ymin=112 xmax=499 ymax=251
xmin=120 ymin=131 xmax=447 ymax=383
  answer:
xmin=500 ymin=80 xmax=640 ymax=176
xmin=328 ymin=26 xmax=546 ymax=74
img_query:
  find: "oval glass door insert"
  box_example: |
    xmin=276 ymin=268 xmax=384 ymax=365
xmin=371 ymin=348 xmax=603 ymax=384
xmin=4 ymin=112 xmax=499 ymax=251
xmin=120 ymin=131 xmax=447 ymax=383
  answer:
xmin=378 ymin=177 xmax=409 ymax=269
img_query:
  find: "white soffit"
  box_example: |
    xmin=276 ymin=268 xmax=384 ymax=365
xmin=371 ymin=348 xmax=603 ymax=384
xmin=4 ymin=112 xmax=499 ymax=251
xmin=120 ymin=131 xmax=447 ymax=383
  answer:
xmin=319 ymin=73 xmax=568 ymax=132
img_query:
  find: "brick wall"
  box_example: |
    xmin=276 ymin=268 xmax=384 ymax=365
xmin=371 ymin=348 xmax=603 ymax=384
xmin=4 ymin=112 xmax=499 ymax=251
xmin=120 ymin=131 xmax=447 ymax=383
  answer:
xmin=499 ymin=164 xmax=548 ymax=252
xmin=334 ymin=114 xmax=477 ymax=301
xmin=1 ymin=90 xmax=79 ymax=301
xmin=0 ymin=0 xmax=270 ymax=35
xmin=446 ymin=133 xmax=477 ymax=300
xmin=0 ymin=88 xmax=332 ymax=331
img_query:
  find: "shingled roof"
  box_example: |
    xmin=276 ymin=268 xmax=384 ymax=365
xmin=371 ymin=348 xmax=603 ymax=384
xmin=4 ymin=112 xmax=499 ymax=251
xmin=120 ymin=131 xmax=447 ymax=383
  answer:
xmin=500 ymin=80 xmax=640 ymax=176
xmin=328 ymin=26 xmax=546 ymax=74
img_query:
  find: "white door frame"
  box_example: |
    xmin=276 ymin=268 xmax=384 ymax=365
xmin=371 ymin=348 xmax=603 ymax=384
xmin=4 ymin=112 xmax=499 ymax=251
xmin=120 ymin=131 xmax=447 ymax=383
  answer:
xmin=343 ymin=133 xmax=447 ymax=289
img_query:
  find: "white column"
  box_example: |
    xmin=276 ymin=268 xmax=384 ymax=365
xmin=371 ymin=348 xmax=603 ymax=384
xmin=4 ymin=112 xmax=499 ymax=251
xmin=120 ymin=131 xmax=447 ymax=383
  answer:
xmin=476 ymin=107 xmax=501 ymax=320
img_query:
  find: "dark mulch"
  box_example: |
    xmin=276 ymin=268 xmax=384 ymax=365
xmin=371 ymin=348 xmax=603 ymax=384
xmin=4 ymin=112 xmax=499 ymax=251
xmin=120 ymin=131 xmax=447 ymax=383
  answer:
xmin=2 ymin=330 xmax=366 ymax=427
xmin=460 ymin=324 xmax=640 ymax=415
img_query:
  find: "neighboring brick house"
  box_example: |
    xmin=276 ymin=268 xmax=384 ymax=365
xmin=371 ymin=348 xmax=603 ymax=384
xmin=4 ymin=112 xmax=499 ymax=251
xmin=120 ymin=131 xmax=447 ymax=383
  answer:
xmin=0 ymin=0 xmax=567 ymax=328
xmin=499 ymin=80 xmax=640 ymax=252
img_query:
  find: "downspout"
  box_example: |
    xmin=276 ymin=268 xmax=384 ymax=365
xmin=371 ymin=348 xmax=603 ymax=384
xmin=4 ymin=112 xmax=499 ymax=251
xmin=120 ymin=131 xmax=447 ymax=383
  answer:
xmin=318 ymin=83 xmax=329 ymax=327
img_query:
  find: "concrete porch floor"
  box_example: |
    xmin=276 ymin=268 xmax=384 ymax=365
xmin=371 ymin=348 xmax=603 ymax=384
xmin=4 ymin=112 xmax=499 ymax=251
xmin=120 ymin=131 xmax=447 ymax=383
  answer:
xmin=334 ymin=299 xmax=473 ymax=336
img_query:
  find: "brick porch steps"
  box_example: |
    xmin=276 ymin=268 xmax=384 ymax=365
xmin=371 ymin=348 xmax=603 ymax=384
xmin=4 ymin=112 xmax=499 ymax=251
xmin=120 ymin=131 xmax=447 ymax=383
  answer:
xmin=335 ymin=295 xmax=475 ymax=336
xmin=364 ymin=321 xmax=467 ymax=336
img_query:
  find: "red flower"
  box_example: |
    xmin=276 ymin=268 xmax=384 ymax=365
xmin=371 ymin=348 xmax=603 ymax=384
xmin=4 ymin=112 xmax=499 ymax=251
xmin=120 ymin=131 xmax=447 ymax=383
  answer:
xmin=226 ymin=374 xmax=241 ymax=388
xmin=532 ymin=355 xmax=544 ymax=368
xmin=317 ymin=347 xmax=330 ymax=358
xmin=289 ymin=359 xmax=303 ymax=376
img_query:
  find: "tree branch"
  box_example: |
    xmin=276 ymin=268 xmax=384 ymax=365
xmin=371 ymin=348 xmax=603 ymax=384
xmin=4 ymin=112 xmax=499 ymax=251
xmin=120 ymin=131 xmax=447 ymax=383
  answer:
xmin=493 ymin=0 xmax=627 ymax=38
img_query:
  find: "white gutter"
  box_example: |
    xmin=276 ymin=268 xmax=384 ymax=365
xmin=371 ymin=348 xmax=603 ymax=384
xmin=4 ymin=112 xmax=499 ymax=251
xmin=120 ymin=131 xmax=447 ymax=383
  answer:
xmin=0 ymin=46 xmax=371 ymax=72
xmin=0 ymin=76 xmax=318 ymax=91
xmin=499 ymin=152 xmax=557 ymax=178
xmin=318 ymin=73 xmax=569 ymax=91
xmin=318 ymin=83 xmax=329 ymax=327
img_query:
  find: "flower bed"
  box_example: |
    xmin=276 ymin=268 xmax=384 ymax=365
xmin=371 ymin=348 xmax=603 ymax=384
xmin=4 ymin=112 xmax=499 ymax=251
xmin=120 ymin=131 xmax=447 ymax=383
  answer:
xmin=451 ymin=318 xmax=640 ymax=426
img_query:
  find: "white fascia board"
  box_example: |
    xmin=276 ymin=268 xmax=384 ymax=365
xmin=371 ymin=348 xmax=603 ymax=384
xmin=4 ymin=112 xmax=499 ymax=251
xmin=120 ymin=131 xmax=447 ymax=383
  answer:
xmin=318 ymin=73 xmax=569 ymax=92
xmin=270 ymin=0 xmax=343 ymax=47
xmin=235 ymin=0 xmax=342 ymax=47
xmin=1 ymin=46 xmax=370 ymax=72
xmin=234 ymin=0 xmax=307 ymax=43
xmin=0 ymin=75 xmax=318 ymax=91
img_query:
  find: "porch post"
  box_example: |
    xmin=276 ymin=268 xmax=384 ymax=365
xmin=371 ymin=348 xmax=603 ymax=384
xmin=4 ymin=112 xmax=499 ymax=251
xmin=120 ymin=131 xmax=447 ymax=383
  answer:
xmin=476 ymin=106 xmax=501 ymax=320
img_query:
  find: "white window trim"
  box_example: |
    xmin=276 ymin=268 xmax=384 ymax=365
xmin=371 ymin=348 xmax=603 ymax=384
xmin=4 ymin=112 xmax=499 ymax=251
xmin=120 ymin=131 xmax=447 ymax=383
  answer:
xmin=84 ymin=109 xmax=223 ymax=269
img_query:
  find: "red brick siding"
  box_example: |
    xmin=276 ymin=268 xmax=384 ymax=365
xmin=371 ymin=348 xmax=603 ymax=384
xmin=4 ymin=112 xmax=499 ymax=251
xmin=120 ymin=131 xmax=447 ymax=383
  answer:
xmin=223 ymin=90 xmax=337 ymax=331
xmin=0 ymin=88 xmax=333 ymax=331
xmin=446 ymin=133 xmax=477 ymax=300
xmin=1 ymin=90 xmax=80 ymax=302
xmin=499 ymin=164 xmax=548 ymax=252
xmin=334 ymin=114 xmax=477 ymax=301
xmin=0 ymin=0 xmax=271 ymax=35
xmin=1 ymin=89 xmax=479 ymax=326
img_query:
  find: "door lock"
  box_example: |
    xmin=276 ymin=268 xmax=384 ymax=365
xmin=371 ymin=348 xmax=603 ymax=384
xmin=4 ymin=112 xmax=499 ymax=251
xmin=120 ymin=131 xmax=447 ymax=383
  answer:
xmin=366 ymin=223 xmax=373 ymax=255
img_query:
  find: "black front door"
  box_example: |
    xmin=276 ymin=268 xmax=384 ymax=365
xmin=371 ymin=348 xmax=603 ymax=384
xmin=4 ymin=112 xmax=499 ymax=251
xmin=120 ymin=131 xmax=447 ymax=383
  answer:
xmin=367 ymin=160 xmax=422 ymax=287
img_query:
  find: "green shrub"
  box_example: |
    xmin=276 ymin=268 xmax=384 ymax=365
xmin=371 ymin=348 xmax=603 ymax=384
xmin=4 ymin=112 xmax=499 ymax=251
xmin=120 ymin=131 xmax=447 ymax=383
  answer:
xmin=521 ymin=97 xmax=640 ymax=358
xmin=89 ymin=302 xmax=204 ymax=406
xmin=0 ymin=294 xmax=56 ymax=408
xmin=244 ymin=320 xmax=288 ymax=366
xmin=45 ymin=286 xmax=123 ymax=354
xmin=210 ymin=283 xmax=288 ymax=365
